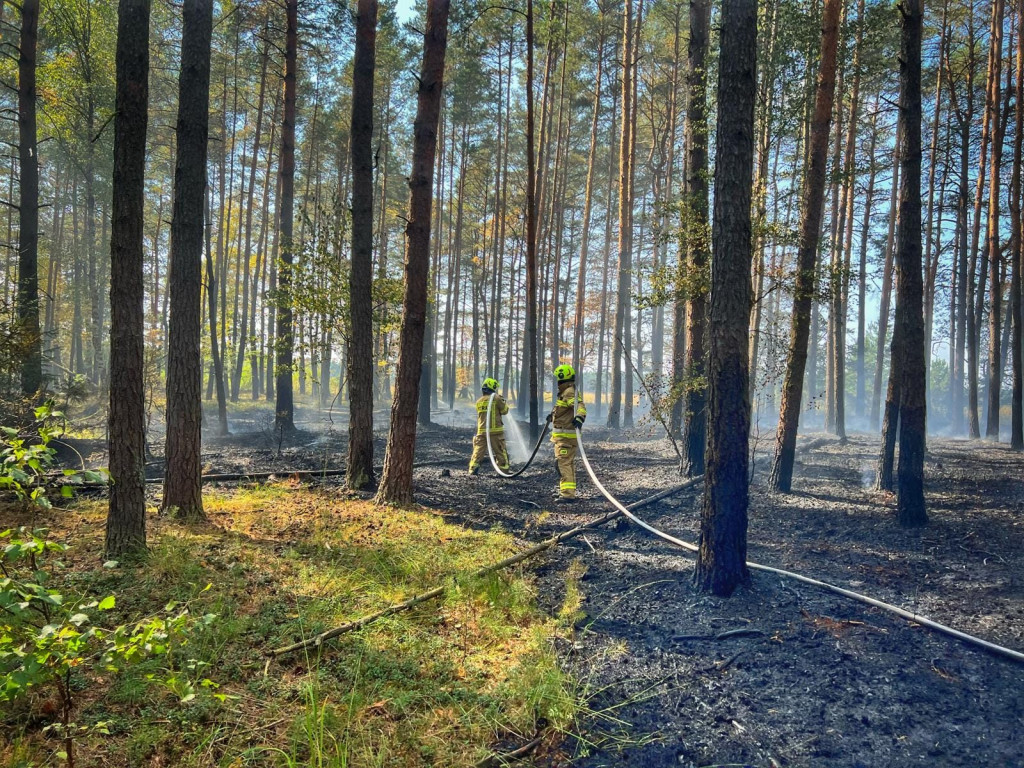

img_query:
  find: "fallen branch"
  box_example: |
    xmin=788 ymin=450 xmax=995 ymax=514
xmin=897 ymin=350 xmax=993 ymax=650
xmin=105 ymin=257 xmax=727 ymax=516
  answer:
xmin=474 ymin=735 xmax=543 ymax=767
xmin=715 ymin=628 xmax=766 ymax=641
xmin=48 ymin=459 xmax=467 ymax=489
xmin=269 ymin=475 xmax=704 ymax=658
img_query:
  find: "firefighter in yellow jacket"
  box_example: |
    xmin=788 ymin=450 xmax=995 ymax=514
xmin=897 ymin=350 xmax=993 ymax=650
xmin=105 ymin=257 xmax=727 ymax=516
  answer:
xmin=469 ymin=377 xmax=510 ymax=475
xmin=550 ymin=364 xmax=586 ymax=502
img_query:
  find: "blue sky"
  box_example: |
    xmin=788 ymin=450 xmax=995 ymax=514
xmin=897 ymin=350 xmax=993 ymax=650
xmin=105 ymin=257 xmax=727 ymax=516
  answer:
xmin=395 ymin=0 xmax=415 ymax=22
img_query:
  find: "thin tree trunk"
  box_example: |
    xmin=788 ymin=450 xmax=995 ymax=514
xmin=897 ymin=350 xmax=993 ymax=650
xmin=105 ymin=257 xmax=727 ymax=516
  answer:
xmin=1011 ymin=0 xmax=1024 ymax=449
xmin=769 ymin=0 xmax=843 ymax=492
xmin=871 ymin=124 xmax=902 ymax=428
xmin=522 ymin=0 xmax=539 ymax=437
xmin=681 ymin=0 xmax=710 ymax=474
xmin=922 ymin=0 xmax=949 ymax=413
xmin=205 ymin=186 xmax=229 ymax=435
xmin=16 ymin=0 xmax=41 ymax=395
xmin=572 ymin=13 xmax=606 ymax=373
xmin=274 ymin=0 xmax=298 ymax=434
xmin=608 ymin=0 xmax=634 ymax=430
xmin=856 ymin=107 xmax=878 ymax=420
xmin=968 ymin=14 xmax=991 ymax=440
xmin=985 ymin=0 xmax=1007 ymax=439
xmin=231 ymin=36 xmax=270 ymax=401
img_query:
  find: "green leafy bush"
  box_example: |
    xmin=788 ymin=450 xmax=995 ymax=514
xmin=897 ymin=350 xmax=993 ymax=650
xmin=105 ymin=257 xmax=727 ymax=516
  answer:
xmin=0 ymin=528 xmax=222 ymax=766
xmin=0 ymin=400 xmax=107 ymax=511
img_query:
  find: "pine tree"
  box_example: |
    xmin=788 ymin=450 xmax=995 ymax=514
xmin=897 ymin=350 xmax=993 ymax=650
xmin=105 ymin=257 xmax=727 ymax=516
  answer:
xmin=162 ymin=0 xmax=214 ymax=522
xmin=106 ymin=0 xmax=151 ymax=558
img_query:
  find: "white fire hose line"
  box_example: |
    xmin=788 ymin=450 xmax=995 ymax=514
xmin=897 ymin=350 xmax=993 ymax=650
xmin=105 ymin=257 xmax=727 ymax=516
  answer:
xmin=574 ymin=428 xmax=1024 ymax=665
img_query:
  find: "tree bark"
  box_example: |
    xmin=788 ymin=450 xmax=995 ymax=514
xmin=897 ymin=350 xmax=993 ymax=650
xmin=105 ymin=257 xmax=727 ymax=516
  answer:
xmin=162 ymin=0 xmax=213 ymax=522
xmin=230 ymin=36 xmax=270 ymax=402
xmin=274 ymin=0 xmax=298 ymax=434
xmin=1011 ymin=0 xmax=1024 ymax=449
xmin=346 ymin=0 xmax=378 ymax=490
xmin=522 ymin=0 xmax=539 ymax=437
xmin=985 ymin=0 xmax=1006 ymax=440
xmin=856 ymin=108 xmax=879 ymax=420
xmin=681 ymin=0 xmax=710 ymax=475
xmin=968 ymin=13 xmax=991 ymax=440
xmin=892 ymin=0 xmax=927 ymax=527
xmin=768 ymin=0 xmax=842 ymax=493
xmin=205 ymin=186 xmax=229 ymax=435
xmin=572 ymin=11 xmax=607 ymax=373
xmin=871 ymin=124 xmax=902 ymax=429
xmin=607 ymin=0 xmax=634 ymax=430
xmin=694 ymin=0 xmax=756 ymax=596
xmin=375 ymin=0 xmax=450 ymax=505
xmin=106 ymin=0 xmax=150 ymax=558
xmin=16 ymin=0 xmax=41 ymax=396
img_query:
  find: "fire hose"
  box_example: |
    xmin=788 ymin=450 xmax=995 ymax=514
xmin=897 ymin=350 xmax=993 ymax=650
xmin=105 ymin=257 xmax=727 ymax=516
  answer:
xmin=483 ymin=392 xmax=550 ymax=478
xmin=574 ymin=426 xmax=1024 ymax=664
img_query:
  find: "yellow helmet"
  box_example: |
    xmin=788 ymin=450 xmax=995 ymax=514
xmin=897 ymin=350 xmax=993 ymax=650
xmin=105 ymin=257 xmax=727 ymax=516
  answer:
xmin=554 ymin=364 xmax=576 ymax=382
xmin=482 ymin=377 xmax=499 ymax=393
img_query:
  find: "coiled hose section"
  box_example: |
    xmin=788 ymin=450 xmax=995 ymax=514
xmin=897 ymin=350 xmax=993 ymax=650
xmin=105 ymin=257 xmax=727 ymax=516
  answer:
xmin=575 ymin=427 xmax=1024 ymax=664
xmin=484 ymin=392 xmax=550 ymax=478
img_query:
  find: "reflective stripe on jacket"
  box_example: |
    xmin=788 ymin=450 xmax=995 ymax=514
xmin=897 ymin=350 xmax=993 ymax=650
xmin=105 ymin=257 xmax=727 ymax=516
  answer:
xmin=550 ymin=382 xmax=586 ymax=440
xmin=475 ymin=394 xmax=508 ymax=435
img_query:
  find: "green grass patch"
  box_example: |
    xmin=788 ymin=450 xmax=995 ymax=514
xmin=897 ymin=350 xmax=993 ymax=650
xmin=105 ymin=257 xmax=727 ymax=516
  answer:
xmin=1 ymin=486 xmax=577 ymax=767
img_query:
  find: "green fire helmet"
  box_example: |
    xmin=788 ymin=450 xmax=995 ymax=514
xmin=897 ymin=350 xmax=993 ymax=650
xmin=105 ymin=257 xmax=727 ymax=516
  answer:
xmin=554 ymin=364 xmax=576 ymax=382
xmin=482 ymin=377 xmax=499 ymax=393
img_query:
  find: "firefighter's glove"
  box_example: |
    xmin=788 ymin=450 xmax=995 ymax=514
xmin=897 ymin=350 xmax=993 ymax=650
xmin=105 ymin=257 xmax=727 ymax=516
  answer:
xmin=572 ymin=417 xmax=584 ymax=430
xmin=546 ymin=413 xmax=553 ymax=424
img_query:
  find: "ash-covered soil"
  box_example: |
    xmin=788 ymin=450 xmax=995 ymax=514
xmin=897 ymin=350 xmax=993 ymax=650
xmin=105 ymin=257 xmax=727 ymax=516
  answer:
xmin=414 ymin=423 xmax=1024 ymax=768
xmin=64 ymin=403 xmax=1024 ymax=767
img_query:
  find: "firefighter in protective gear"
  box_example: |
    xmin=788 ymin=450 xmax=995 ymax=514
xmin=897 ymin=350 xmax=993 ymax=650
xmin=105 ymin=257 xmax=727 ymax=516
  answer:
xmin=550 ymin=364 xmax=586 ymax=501
xmin=469 ymin=377 xmax=510 ymax=475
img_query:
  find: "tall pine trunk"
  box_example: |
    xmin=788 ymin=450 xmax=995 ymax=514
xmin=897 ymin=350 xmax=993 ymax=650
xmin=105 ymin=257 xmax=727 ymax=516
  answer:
xmin=16 ymin=0 xmax=41 ymax=396
xmin=607 ymin=0 xmax=634 ymax=430
xmin=275 ymin=0 xmax=298 ymax=434
xmin=522 ymin=0 xmax=539 ymax=437
xmin=375 ymin=0 xmax=450 ymax=505
xmin=572 ymin=14 xmax=606 ymax=373
xmin=205 ymin=187 xmax=229 ymax=435
xmin=892 ymin=0 xmax=927 ymax=526
xmin=694 ymin=0 xmax=756 ymax=596
xmin=769 ymin=0 xmax=842 ymax=493
xmin=681 ymin=0 xmax=710 ymax=475
xmin=346 ymin=0 xmax=378 ymax=489
xmin=856 ymin=108 xmax=879 ymax=419
xmin=163 ymin=0 xmax=213 ymax=522
xmin=106 ymin=0 xmax=151 ymax=558
xmin=984 ymin=0 xmax=1006 ymax=439
xmin=871 ymin=125 xmax=901 ymax=429
xmin=1011 ymin=0 xmax=1024 ymax=450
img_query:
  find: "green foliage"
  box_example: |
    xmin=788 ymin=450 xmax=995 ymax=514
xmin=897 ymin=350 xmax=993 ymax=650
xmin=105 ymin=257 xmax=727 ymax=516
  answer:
xmin=0 ymin=401 xmax=107 ymax=512
xmin=0 ymin=528 xmax=223 ymax=765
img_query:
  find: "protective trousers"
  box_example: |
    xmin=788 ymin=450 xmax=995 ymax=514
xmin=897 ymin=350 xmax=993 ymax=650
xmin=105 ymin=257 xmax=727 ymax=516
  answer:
xmin=554 ymin=436 xmax=577 ymax=498
xmin=470 ymin=433 xmax=509 ymax=471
